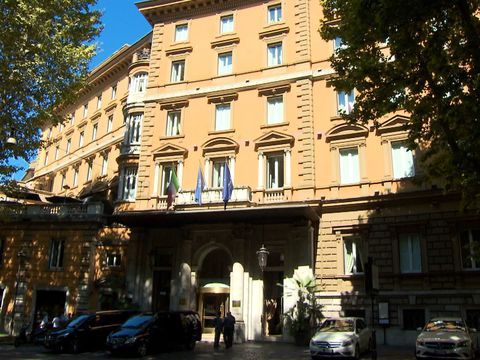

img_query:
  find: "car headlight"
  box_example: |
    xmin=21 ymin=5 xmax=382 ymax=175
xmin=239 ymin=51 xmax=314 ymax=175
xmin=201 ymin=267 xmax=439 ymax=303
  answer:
xmin=125 ymin=336 xmax=137 ymax=344
xmin=457 ymin=340 xmax=469 ymax=348
xmin=342 ymin=339 xmax=353 ymax=346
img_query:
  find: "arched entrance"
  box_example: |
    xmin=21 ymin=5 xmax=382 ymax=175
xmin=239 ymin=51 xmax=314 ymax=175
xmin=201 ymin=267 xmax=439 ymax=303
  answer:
xmin=197 ymin=248 xmax=231 ymax=332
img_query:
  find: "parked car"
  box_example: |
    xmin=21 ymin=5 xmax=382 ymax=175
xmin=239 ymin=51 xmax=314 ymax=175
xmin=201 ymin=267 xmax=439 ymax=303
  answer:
xmin=44 ymin=310 xmax=138 ymax=353
xmin=415 ymin=317 xmax=476 ymax=360
xmin=309 ymin=317 xmax=372 ymax=359
xmin=106 ymin=311 xmax=202 ymax=357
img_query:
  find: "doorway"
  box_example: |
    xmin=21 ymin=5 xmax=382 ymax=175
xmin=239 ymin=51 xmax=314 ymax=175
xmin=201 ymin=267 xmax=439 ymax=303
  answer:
xmin=152 ymin=270 xmax=172 ymax=312
xmin=200 ymin=290 xmax=230 ymax=332
xmin=264 ymin=271 xmax=284 ymax=335
xmin=34 ymin=290 xmax=66 ymax=329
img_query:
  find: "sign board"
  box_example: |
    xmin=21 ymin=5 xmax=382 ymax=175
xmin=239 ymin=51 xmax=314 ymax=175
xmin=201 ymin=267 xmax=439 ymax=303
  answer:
xmin=378 ymin=302 xmax=389 ymax=325
xmin=232 ymin=300 xmax=241 ymax=308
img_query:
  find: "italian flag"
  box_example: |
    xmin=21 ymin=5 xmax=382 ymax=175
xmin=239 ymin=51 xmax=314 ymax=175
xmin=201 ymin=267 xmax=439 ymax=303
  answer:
xmin=166 ymin=168 xmax=180 ymax=210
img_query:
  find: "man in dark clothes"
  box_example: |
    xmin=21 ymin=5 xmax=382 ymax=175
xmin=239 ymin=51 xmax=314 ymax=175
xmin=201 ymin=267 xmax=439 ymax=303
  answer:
xmin=213 ymin=311 xmax=223 ymax=349
xmin=223 ymin=311 xmax=236 ymax=348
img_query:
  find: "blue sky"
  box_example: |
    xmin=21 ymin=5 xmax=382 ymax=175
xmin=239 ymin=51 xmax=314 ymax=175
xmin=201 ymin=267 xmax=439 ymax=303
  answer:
xmin=12 ymin=1 xmax=151 ymax=180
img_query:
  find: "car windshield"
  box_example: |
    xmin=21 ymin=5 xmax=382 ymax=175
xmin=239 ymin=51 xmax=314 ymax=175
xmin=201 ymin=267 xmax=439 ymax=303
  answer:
xmin=122 ymin=315 xmax=154 ymax=329
xmin=67 ymin=315 xmax=90 ymax=328
xmin=319 ymin=319 xmax=354 ymax=332
xmin=424 ymin=320 xmax=466 ymax=332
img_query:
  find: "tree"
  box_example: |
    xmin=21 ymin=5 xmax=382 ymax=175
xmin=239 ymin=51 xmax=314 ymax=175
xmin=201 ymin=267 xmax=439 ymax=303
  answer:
xmin=320 ymin=0 xmax=480 ymax=204
xmin=0 ymin=0 xmax=101 ymax=181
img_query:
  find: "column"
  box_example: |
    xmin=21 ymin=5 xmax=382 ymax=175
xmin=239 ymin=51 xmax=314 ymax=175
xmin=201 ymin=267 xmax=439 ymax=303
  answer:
xmin=229 ymin=156 xmax=235 ymax=184
xmin=177 ymin=160 xmax=184 ymax=190
xmin=152 ymin=162 xmax=160 ymax=196
xmin=284 ymin=149 xmax=291 ymax=187
xmin=230 ymin=262 xmax=245 ymax=342
xmin=257 ymin=152 xmax=264 ymax=189
xmin=204 ymin=158 xmax=210 ymax=188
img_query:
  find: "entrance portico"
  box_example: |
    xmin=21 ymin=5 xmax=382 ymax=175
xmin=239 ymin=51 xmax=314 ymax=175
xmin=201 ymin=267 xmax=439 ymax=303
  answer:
xmin=117 ymin=204 xmax=319 ymax=342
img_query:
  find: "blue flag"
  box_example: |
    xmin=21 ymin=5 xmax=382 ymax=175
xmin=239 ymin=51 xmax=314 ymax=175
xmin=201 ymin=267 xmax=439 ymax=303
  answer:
xmin=222 ymin=162 xmax=234 ymax=209
xmin=194 ymin=166 xmax=205 ymax=205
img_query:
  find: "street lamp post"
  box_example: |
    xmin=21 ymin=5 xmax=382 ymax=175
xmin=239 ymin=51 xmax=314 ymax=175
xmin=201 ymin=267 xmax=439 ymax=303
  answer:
xmin=10 ymin=248 xmax=27 ymax=335
xmin=256 ymin=244 xmax=269 ymax=335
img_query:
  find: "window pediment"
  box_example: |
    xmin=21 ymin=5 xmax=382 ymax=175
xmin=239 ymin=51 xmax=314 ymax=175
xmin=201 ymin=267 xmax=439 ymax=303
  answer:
xmin=152 ymin=143 xmax=188 ymax=159
xmin=254 ymin=131 xmax=294 ymax=151
xmin=207 ymin=92 xmax=238 ymax=104
xmin=210 ymin=36 xmax=240 ymax=49
xmin=202 ymin=137 xmax=239 ymax=156
xmin=158 ymin=98 xmax=189 ymax=110
xmin=325 ymin=123 xmax=369 ymax=142
xmin=376 ymin=115 xmax=410 ymax=135
xmin=165 ymin=45 xmax=193 ymax=57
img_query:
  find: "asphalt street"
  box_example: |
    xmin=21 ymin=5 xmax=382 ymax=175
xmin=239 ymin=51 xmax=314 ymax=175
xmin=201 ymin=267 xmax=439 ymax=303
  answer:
xmin=0 ymin=341 xmax=416 ymax=359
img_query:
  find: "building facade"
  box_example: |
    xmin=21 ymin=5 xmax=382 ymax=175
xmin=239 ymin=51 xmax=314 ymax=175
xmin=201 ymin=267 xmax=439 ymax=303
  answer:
xmin=0 ymin=0 xmax=478 ymax=345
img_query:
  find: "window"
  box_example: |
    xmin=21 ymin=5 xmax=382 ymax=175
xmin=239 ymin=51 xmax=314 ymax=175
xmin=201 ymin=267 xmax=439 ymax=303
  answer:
xmin=126 ymin=113 xmax=143 ymax=144
xmin=107 ymin=115 xmax=113 ymax=132
xmin=344 ymin=237 xmax=364 ymax=274
xmin=267 ymin=96 xmax=284 ymax=124
xmin=460 ymin=230 xmax=480 ymax=269
xmin=120 ymin=166 xmax=138 ymax=201
xmin=174 ymin=23 xmax=188 ymax=42
xmin=268 ymin=4 xmax=282 ymax=23
xmin=47 ymin=127 xmax=52 ymax=139
xmin=97 ymin=95 xmax=102 ymax=109
xmin=101 ymin=155 xmax=108 ymax=176
xmin=267 ymin=42 xmax=283 ymax=66
xmin=83 ymin=104 xmax=88 ymax=118
xmin=54 ymin=146 xmax=59 ymax=160
xmin=267 ymin=154 xmax=284 ymax=189
xmin=59 ymin=123 xmax=64 ymax=132
xmin=161 ymin=164 xmax=176 ymax=195
xmin=60 ymin=173 xmax=66 ymax=189
xmin=334 ymin=36 xmax=344 ymax=51
xmin=220 ymin=15 xmax=234 ymax=33
xmin=391 ymin=141 xmax=415 ymax=179
xmin=218 ymin=52 xmax=233 ymax=75
xmin=170 ymin=60 xmax=185 ymax=82
xmin=92 ymin=123 xmax=98 ymax=140
xmin=79 ymin=131 xmax=84 ymax=147
xmin=166 ymin=111 xmax=181 ymax=136
xmin=44 ymin=151 xmax=49 ymax=166
xmin=399 ymin=233 xmax=422 ymax=273
xmin=111 ymin=84 xmax=117 ymax=99
xmin=49 ymin=239 xmax=65 ymax=269
xmin=69 ymin=113 xmax=75 ymax=125
xmin=66 ymin=138 xmax=71 ymax=154
xmin=339 ymin=147 xmax=360 ymax=184
xmin=337 ymin=90 xmax=355 ymax=115
xmin=131 ymin=72 xmax=148 ymax=93
xmin=106 ymin=253 xmax=121 ymax=268
xmin=212 ymin=159 xmax=227 ymax=188
xmin=73 ymin=168 xmax=78 ymax=187
xmin=86 ymin=162 xmax=92 ymax=181
xmin=215 ymin=103 xmax=231 ymax=131
xmin=403 ymin=309 xmax=425 ymax=330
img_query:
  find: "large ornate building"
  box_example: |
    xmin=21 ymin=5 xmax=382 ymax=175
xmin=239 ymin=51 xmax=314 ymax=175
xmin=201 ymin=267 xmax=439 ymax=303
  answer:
xmin=0 ymin=0 xmax=478 ymax=345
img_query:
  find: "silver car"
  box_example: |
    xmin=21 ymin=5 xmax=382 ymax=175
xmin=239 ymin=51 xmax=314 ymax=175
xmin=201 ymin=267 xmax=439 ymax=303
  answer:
xmin=310 ymin=317 xmax=373 ymax=359
xmin=416 ymin=317 xmax=476 ymax=360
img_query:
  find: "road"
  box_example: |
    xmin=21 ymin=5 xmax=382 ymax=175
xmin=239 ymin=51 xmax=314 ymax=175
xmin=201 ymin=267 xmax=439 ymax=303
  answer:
xmin=0 ymin=341 xmax=415 ymax=359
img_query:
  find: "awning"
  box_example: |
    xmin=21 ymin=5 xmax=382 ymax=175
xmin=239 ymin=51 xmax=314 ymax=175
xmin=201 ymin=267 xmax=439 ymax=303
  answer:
xmin=110 ymin=204 xmax=320 ymax=227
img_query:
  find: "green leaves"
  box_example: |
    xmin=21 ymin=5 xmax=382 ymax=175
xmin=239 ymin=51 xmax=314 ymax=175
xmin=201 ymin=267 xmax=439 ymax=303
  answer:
xmin=0 ymin=0 xmax=101 ymax=179
xmin=320 ymin=0 xmax=480 ymax=205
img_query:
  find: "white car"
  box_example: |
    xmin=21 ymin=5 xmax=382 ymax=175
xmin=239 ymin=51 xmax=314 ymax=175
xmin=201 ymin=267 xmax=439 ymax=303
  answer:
xmin=310 ymin=317 xmax=373 ymax=359
xmin=416 ymin=317 xmax=476 ymax=360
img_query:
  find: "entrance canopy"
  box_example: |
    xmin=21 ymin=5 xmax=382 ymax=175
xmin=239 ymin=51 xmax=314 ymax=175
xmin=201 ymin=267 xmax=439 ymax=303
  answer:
xmin=110 ymin=204 xmax=320 ymax=227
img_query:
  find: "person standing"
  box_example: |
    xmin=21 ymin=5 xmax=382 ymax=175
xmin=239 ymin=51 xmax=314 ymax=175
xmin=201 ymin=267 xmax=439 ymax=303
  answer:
xmin=223 ymin=311 xmax=236 ymax=349
xmin=213 ymin=311 xmax=223 ymax=349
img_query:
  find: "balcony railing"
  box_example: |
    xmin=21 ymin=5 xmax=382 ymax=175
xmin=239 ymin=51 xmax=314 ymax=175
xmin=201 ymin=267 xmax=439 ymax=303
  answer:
xmin=154 ymin=186 xmax=252 ymax=210
xmin=120 ymin=143 xmax=140 ymax=156
xmin=0 ymin=203 xmax=104 ymax=220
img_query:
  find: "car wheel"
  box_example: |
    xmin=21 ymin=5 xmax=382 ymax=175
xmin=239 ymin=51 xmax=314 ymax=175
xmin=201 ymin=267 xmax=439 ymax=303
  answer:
xmin=186 ymin=338 xmax=196 ymax=350
xmin=70 ymin=339 xmax=80 ymax=354
xmin=354 ymin=343 xmax=361 ymax=360
xmin=137 ymin=341 xmax=148 ymax=357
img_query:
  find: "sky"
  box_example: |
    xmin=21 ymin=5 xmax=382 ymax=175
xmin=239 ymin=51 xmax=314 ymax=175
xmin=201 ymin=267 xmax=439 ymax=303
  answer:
xmin=11 ymin=0 xmax=152 ymax=180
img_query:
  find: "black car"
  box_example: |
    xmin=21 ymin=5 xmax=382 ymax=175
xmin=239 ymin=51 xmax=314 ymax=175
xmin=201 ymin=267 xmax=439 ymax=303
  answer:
xmin=44 ymin=310 xmax=138 ymax=353
xmin=106 ymin=311 xmax=202 ymax=357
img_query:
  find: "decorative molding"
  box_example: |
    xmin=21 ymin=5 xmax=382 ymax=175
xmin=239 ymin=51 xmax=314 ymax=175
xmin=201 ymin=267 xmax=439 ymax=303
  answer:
xmin=152 ymin=143 xmax=188 ymax=159
xmin=202 ymin=137 xmax=239 ymax=156
xmin=158 ymin=99 xmax=189 ymax=110
xmin=376 ymin=114 xmax=410 ymax=135
xmin=325 ymin=123 xmax=369 ymax=142
xmin=259 ymin=25 xmax=289 ymax=40
xmin=165 ymin=45 xmax=193 ymax=57
xmin=207 ymin=92 xmax=238 ymax=104
xmin=254 ymin=130 xmax=294 ymax=151
xmin=258 ymin=83 xmax=291 ymax=96
xmin=210 ymin=36 xmax=240 ymax=49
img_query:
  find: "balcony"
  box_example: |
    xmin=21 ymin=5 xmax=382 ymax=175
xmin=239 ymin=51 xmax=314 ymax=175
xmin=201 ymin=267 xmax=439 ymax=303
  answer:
xmin=119 ymin=143 xmax=140 ymax=156
xmin=154 ymin=186 xmax=252 ymax=210
xmin=0 ymin=202 xmax=104 ymax=221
